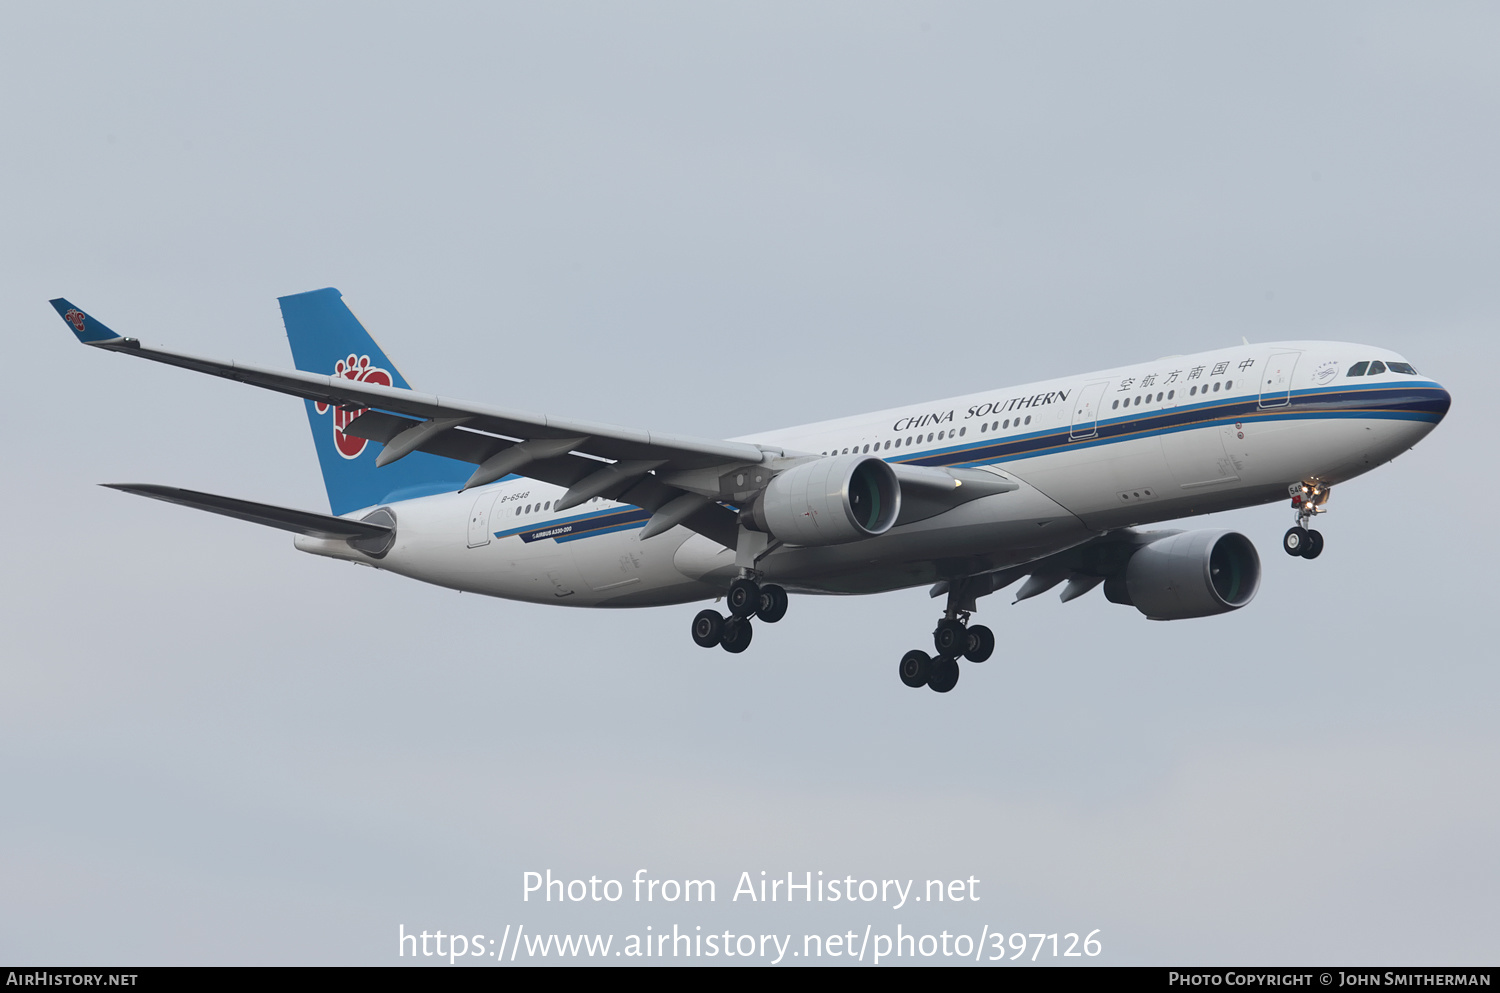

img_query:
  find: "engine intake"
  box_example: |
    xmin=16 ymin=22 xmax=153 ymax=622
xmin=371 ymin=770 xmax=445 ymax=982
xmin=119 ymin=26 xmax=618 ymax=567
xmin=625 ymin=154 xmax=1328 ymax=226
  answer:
xmin=1121 ymin=529 xmax=1260 ymax=620
xmin=753 ymin=455 xmax=901 ymax=546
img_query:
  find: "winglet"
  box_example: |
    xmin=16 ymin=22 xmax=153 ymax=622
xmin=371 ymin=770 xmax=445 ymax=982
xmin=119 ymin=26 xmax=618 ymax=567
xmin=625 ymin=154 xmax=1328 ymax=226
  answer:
xmin=48 ymin=298 xmax=125 ymax=344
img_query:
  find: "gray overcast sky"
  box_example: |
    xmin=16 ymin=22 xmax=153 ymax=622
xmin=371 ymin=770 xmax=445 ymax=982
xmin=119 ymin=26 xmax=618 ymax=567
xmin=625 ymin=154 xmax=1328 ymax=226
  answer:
xmin=3 ymin=2 xmax=1497 ymax=966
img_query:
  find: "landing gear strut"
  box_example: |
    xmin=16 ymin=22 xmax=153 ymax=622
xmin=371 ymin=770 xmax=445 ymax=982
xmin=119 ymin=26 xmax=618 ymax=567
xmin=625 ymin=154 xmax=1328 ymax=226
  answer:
xmin=1284 ymin=481 xmax=1330 ymax=560
xmin=689 ymin=575 xmax=789 ymax=654
xmin=897 ymin=578 xmax=996 ymax=693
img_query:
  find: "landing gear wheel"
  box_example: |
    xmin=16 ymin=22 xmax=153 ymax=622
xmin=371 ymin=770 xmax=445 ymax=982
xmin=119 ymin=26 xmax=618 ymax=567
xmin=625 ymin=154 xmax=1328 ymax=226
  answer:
xmin=691 ymin=609 xmax=724 ymax=649
xmin=1283 ymin=527 xmax=1309 ymax=557
xmin=727 ymin=578 xmax=760 ymax=619
xmin=1302 ymin=529 xmax=1324 ymax=559
xmin=964 ymin=624 xmax=995 ymax=664
xmin=756 ymin=584 xmax=788 ymax=624
xmin=720 ymin=616 xmax=753 ymax=654
xmin=927 ymin=655 xmax=961 ymax=693
xmin=933 ymin=618 xmax=968 ymax=657
xmin=899 ymin=650 xmax=930 ymax=688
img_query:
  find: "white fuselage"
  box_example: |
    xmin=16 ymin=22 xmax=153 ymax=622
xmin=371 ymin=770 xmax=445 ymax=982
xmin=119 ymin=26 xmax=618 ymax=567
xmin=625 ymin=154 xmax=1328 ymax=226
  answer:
xmin=295 ymin=341 xmax=1449 ymax=607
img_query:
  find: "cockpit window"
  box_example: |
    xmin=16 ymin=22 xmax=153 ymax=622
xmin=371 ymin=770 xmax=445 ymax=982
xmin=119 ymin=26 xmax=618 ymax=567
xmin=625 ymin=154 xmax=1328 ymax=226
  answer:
xmin=1347 ymin=361 xmax=1369 ymax=377
xmin=1387 ymin=361 xmax=1418 ymax=375
xmin=1367 ymin=360 xmax=1387 ymax=375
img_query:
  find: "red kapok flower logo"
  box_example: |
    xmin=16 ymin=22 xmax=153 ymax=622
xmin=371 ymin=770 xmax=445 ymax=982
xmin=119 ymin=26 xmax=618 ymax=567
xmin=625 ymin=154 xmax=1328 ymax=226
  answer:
xmin=315 ymin=354 xmax=393 ymax=459
xmin=64 ymin=309 xmax=87 ymax=335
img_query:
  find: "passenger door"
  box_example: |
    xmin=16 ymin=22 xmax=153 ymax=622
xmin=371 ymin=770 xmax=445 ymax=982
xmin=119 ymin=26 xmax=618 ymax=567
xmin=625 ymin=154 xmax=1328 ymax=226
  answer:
xmin=467 ymin=490 xmax=499 ymax=548
xmin=1069 ymin=381 xmax=1110 ymax=440
xmin=1259 ymin=351 xmax=1301 ymax=408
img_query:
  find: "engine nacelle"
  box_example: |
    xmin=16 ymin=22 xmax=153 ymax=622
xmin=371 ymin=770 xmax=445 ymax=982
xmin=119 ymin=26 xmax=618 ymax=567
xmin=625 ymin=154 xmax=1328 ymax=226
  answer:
xmin=753 ymin=455 xmax=901 ymax=546
xmin=1120 ymin=529 xmax=1261 ymax=620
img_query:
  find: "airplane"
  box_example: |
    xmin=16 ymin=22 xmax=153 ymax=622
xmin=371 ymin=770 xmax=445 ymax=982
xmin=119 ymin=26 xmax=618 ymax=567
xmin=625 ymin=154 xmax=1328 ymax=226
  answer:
xmin=49 ymin=289 xmax=1451 ymax=693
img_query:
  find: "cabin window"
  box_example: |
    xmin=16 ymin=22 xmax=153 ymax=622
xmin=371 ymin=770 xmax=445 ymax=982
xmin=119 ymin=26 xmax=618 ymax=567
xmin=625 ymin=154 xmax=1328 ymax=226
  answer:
xmin=959 ymin=426 xmax=966 ymax=437
xmin=1224 ymin=381 xmax=1231 ymax=390
xmin=1112 ymin=400 xmax=1119 ymax=409
xmin=1190 ymin=386 xmax=1198 ymax=395
xmin=1002 ymin=419 xmax=1009 ymax=429
xmin=927 ymin=433 xmax=934 ymax=442
xmin=1167 ymin=390 xmax=1175 ymax=400
xmin=980 ymin=422 xmax=988 ymax=432
xmin=1156 ymin=392 xmax=1164 ymax=402
xmin=1213 ymin=382 xmax=1221 ymax=392
xmin=1347 ymin=361 xmax=1369 ymax=377
xmin=1024 ymin=415 xmax=1031 ymax=425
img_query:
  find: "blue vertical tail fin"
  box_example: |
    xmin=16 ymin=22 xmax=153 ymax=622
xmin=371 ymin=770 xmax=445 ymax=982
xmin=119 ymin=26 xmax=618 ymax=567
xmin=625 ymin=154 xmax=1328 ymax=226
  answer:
xmin=279 ymin=288 xmax=471 ymax=514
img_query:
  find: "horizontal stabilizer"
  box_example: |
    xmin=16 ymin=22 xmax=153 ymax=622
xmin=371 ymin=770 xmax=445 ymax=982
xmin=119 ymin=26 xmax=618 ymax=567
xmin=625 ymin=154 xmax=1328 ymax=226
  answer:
xmin=103 ymin=484 xmax=393 ymax=540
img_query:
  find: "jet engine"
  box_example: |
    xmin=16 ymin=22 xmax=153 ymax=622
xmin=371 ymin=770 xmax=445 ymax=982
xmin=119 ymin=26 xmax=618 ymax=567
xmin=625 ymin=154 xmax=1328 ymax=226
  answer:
xmin=1105 ymin=529 xmax=1261 ymax=620
xmin=751 ymin=454 xmax=901 ymax=546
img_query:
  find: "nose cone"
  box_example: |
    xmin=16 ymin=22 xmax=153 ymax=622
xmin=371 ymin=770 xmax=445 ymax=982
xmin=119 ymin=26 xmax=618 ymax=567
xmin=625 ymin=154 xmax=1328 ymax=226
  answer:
xmin=1422 ymin=381 xmax=1458 ymax=423
xmin=1427 ymin=383 xmax=1453 ymax=422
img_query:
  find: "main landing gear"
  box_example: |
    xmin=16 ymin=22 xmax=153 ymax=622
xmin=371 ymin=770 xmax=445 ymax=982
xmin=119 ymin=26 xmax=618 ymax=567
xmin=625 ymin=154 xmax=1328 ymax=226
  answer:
xmin=1284 ymin=481 xmax=1330 ymax=560
xmin=690 ymin=576 xmax=789 ymax=654
xmin=898 ymin=579 xmax=995 ymax=694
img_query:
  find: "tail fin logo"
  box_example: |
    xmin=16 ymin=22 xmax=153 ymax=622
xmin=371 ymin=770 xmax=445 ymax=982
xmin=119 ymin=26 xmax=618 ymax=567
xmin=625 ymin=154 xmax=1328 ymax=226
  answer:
xmin=64 ymin=309 xmax=87 ymax=334
xmin=315 ymin=354 xmax=393 ymax=459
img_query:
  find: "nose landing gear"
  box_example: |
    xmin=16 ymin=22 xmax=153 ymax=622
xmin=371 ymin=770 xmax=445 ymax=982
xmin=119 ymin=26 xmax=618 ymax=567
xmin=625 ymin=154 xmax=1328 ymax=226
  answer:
xmin=1284 ymin=482 xmax=1330 ymax=559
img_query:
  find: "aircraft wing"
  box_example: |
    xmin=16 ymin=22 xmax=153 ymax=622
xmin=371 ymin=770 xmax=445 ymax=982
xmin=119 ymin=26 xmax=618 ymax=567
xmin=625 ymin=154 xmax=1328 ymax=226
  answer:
xmin=928 ymin=527 xmax=1180 ymax=608
xmin=50 ymin=299 xmax=765 ymax=471
xmin=52 ymin=299 xmax=1016 ymax=549
xmin=50 ymin=298 xmax=764 ymax=545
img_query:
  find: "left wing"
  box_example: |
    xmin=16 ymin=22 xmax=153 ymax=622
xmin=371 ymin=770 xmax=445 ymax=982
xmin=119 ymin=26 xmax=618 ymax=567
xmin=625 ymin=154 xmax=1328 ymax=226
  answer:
xmin=51 ymin=297 xmax=758 ymax=544
xmin=48 ymin=298 xmax=766 ymax=470
xmin=51 ymin=298 xmax=1016 ymax=548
